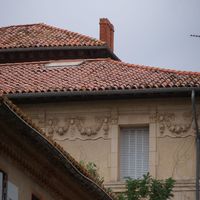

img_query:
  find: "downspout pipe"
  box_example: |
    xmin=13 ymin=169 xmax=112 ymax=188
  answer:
xmin=192 ymin=90 xmax=200 ymax=200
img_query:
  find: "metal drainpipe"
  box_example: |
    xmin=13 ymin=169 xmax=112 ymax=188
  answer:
xmin=192 ymin=90 xmax=200 ymax=200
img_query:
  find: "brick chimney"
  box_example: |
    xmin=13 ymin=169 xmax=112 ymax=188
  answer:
xmin=99 ymin=18 xmax=114 ymax=51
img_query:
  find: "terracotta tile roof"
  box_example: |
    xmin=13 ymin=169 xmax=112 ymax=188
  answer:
xmin=0 ymin=58 xmax=200 ymax=96
xmin=0 ymin=23 xmax=106 ymax=49
xmin=0 ymin=96 xmax=116 ymax=200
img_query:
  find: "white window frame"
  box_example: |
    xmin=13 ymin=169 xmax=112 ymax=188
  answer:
xmin=109 ymin=112 xmax=157 ymax=183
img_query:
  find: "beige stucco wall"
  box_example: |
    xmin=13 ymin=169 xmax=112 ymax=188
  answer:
xmin=0 ymin=153 xmax=54 ymax=200
xmin=59 ymin=139 xmax=111 ymax=181
xmin=20 ymin=97 xmax=200 ymax=200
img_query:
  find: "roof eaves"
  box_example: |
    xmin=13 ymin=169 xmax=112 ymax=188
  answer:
xmin=6 ymin=87 xmax=200 ymax=100
xmin=0 ymin=45 xmax=120 ymax=61
xmin=0 ymin=45 xmax=107 ymax=52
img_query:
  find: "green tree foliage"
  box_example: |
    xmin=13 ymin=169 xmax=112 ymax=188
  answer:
xmin=118 ymin=173 xmax=175 ymax=200
xmin=80 ymin=161 xmax=175 ymax=200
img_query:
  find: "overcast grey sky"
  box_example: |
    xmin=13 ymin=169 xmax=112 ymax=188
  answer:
xmin=0 ymin=0 xmax=200 ymax=71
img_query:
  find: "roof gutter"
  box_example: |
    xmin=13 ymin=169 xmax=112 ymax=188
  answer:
xmin=6 ymin=87 xmax=200 ymax=100
xmin=0 ymin=46 xmax=120 ymax=60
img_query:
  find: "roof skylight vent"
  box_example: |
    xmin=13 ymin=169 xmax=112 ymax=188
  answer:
xmin=45 ymin=60 xmax=84 ymax=68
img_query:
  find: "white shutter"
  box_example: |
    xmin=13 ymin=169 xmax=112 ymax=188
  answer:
xmin=120 ymin=127 xmax=149 ymax=180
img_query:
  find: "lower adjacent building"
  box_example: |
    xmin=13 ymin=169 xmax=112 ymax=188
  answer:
xmin=0 ymin=97 xmax=115 ymax=200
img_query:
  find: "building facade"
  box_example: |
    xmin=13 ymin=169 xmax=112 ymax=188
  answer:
xmin=20 ymin=94 xmax=199 ymax=200
xmin=0 ymin=19 xmax=200 ymax=200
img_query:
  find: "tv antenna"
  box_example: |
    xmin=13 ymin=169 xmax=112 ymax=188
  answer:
xmin=190 ymin=34 xmax=200 ymax=38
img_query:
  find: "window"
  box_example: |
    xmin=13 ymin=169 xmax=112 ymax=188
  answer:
xmin=7 ymin=181 xmax=18 ymax=200
xmin=0 ymin=170 xmax=19 ymax=200
xmin=45 ymin=60 xmax=83 ymax=69
xmin=0 ymin=171 xmax=39 ymax=200
xmin=120 ymin=127 xmax=149 ymax=180
xmin=0 ymin=170 xmax=7 ymax=200
xmin=0 ymin=172 xmax=3 ymax=200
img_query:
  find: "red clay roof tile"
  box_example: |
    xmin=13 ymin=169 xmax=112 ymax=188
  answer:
xmin=0 ymin=23 xmax=106 ymax=49
xmin=0 ymin=58 xmax=199 ymax=96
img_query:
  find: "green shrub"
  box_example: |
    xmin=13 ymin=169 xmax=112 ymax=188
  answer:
xmin=118 ymin=173 xmax=175 ymax=200
xmin=80 ymin=161 xmax=104 ymax=185
xmin=80 ymin=161 xmax=175 ymax=200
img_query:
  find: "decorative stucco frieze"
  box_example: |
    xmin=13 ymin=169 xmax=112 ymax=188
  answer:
xmin=150 ymin=112 xmax=195 ymax=137
xmin=42 ymin=113 xmax=116 ymax=140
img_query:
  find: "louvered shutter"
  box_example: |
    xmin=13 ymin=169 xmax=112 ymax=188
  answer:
xmin=120 ymin=127 xmax=149 ymax=180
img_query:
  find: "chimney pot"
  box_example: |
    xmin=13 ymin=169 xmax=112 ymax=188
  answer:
xmin=99 ymin=18 xmax=114 ymax=51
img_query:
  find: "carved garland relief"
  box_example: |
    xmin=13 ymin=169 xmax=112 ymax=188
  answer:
xmin=47 ymin=116 xmax=111 ymax=140
xmin=30 ymin=111 xmax=118 ymax=140
xmin=150 ymin=111 xmax=197 ymax=137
